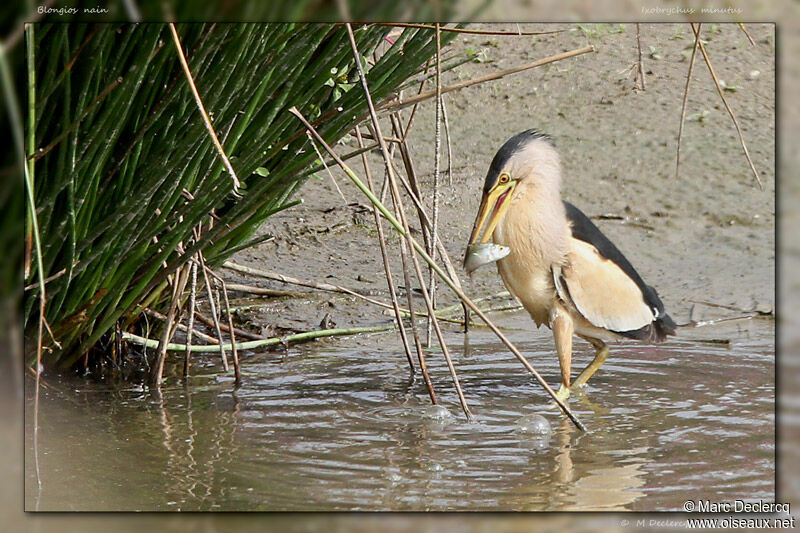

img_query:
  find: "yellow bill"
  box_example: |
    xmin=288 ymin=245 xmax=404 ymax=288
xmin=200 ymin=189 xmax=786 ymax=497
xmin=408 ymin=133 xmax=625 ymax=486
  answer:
xmin=467 ymin=181 xmax=515 ymax=246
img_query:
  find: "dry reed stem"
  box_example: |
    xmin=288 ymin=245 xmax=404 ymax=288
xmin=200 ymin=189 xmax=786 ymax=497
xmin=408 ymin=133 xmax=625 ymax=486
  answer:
xmin=307 ymin=130 xmax=348 ymax=204
xmin=380 ymin=45 xmax=595 ymax=112
xmin=198 ymin=253 xmax=229 ymax=371
xmin=383 ymin=156 xmax=466 ymax=298
xmin=224 ymin=260 xmax=387 ymax=308
xmin=357 ymin=132 xmax=403 ymax=144
xmin=385 ymin=154 xmax=471 ymax=418
xmin=141 ymin=304 xmax=218 ymax=344
xmin=388 ymin=113 xmax=436 ymax=284
xmin=345 ymin=24 xmax=474 ymax=414
xmin=355 ymin=125 xmax=416 ymax=373
xmin=684 ymin=314 xmax=760 ymax=328
xmin=205 ymin=267 xmax=240 ymax=384
xmin=738 ymin=23 xmax=756 ymax=46
xmin=441 ymin=95 xmax=453 ymax=187
xmin=370 ymin=120 xmax=435 ymax=398
xmin=635 ymin=23 xmax=646 ymax=91
xmin=688 ymin=299 xmax=773 ymax=315
xmin=386 ymin=113 xmax=470 ymax=313
xmin=394 ymin=187 xmax=434 ymax=396
xmin=168 ymin=23 xmax=241 ymax=194
xmin=124 ymin=323 xmax=396 ymax=352
xmin=690 ymin=23 xmax=763 ymax=190
xmin=386 ymin=112 xmax=444 ymax=352
xmin=398 ymin=59 xmax=431 ymax=144
xmin=387 ymin=114 xmax=434 ymax=343
xmin=289 ymin=107 xmax=587 ymax=431
xmin=228 ymin=256 xmax=471 ymax=324
xmin=225 ymin=282 xmax=306 ymax=298
xmin=150 ymin=262 xmax=191 ymax=386
xmin=676 ymin=23 xmax=701 ymax=179
xmin=194 ymin=311 xmax=265 ymax=341
xmin=23 ymin=260 xmax=80 ymax=291
xmin=375 ymin=143 xmax=471 ymax=329
xmin=185 ymin=253 xmax=198 ymax=378
xmin=426 ymin=23 xmax=443 ymax=347
xmin=220 ymin=280 xmax=240 ymax=383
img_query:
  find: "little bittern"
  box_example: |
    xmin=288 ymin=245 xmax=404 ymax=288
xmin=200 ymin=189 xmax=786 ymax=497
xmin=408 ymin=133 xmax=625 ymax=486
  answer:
xmin=466 ymin=130 xmax=676 ymax=400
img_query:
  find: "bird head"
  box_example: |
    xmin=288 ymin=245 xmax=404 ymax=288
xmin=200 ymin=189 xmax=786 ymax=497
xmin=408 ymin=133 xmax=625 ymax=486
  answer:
xmin=467 ymin=129 xmax=558 ymax=246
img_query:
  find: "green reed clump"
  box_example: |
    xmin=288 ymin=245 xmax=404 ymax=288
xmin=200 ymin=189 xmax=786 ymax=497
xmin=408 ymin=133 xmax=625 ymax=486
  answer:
xmin=25 ymin=22 xmax=455 ymax=368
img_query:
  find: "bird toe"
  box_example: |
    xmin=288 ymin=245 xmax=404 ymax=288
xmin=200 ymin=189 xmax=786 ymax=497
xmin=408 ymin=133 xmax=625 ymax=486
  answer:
xmin=555 ymin=384 xmax=570 ymax=402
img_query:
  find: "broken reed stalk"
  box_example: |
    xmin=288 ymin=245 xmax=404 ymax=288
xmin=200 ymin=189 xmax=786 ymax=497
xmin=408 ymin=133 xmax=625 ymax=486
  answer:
xmin=141 ymin=304 xmax=218 ymax=344
xmin=225 ymin=282 xmax=305 ymax=298
xmin=198 ymin=253 xmax=229 ymax=371
xmin=227 ymin=255 xmax=484 ymax=325
xmin=222 ymin=283 xmax=240 ymax=383
xmin=344 ymin=23 xmax=472 ymax=419
xmin=380 ymin=45 xmax=595 ymax=112
xmin=150 ymin=263 xmax=191 ymax=386
xmin=392 ymin=304 xmax=520 ymax=328
xmin=194 ymin=310 xmax=266 ymax=341
xmin=226 ymin=256 xmax=484 ymax=327
xmin=357 ymin=132 xmax=403 ymax=144
xmin=124 ymin=323 xmax=398 ymax=352
xmin=223 ymin=260 xmax=382 ymax=305
xmin=690 ymin=23 xmax=763 ymax=190
xmin=354 ymin=125 xmax=416 ymax=374
xmin=684 ymin=314 xmax=760 ymax=328
xmin=425 ymin=290 xmax=510 ymax=317
xmin=169 ymin=23 xmax=241 ymax=194
xmin=23 ymin=260 xmax=79 ymax=291
xmin=289 ymin=106 xmax=587 ymax=432
xmin=635 ymin=23 xmax=646 ymax=91
xmin=207 ymin=269 xmax=240 ymax=384
xmin=676 ymin=23 xmax=701 ymax=179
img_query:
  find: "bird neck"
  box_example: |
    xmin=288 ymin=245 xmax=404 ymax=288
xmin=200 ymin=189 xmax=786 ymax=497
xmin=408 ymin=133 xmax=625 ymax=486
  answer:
xmin=493 ymin=178 xmax=570 ymax=267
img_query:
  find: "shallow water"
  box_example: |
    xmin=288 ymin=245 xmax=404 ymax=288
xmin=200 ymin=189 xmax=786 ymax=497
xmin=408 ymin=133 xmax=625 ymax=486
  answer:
xmin=25 ymin=312 xmax=774 ymax=511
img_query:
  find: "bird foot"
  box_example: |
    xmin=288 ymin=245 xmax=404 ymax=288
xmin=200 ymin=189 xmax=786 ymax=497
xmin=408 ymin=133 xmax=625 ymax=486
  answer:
xmin=548 ymin=384 xmax=571 ymax=411
xmin=554 ymin=384 xmax=570 ymax=403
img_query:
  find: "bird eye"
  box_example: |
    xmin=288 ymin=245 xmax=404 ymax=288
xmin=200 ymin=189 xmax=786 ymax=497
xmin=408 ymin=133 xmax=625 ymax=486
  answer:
xmin=499 ymin=174 xmax=510 ymax=184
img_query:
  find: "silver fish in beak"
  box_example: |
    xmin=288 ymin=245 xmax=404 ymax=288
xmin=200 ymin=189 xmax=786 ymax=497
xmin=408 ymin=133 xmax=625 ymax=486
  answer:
xmin=463 ymin=243 xmax=511 ymax=274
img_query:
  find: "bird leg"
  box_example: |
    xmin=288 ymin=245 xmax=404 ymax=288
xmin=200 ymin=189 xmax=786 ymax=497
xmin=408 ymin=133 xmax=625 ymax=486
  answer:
xmin=551 ymin=303 xmax=574 ymax=401
xmin=572 ymin=336 xmax=610 ymax=390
